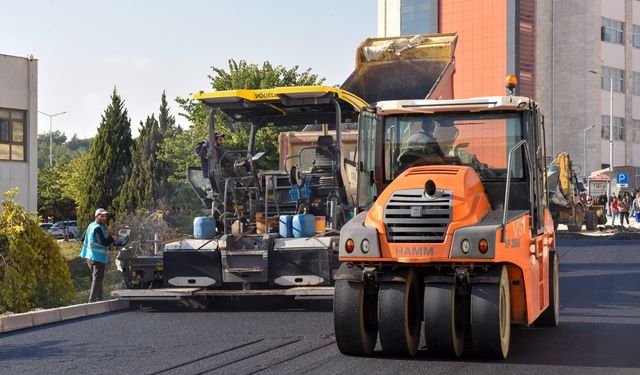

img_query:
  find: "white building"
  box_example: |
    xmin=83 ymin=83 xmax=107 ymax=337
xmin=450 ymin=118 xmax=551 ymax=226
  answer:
xmin=0 ymin=53 xmax=38 ymax=212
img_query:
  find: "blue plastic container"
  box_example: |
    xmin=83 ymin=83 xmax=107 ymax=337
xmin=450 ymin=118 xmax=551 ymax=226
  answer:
xmin=193 ymin=216 xmax=215 ymax=239
xmin=292 ymin=214 xmax=315 ymax=238
xmin=279 ymin=215 xmax=293 ymax=238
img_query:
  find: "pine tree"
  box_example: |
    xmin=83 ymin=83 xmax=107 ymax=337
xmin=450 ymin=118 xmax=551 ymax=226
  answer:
xmin=157 ymin=91 xmax=176 ymax=202
xmin=115 ymin=91 xmax=177 ymax=216
xmin=77 ymin=88 xmax=133 ymax=229
xmin=115 ymin=116 xmax=159 ymax=214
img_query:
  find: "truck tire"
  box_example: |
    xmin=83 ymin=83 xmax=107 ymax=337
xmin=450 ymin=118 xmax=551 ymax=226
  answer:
xmin=334 ymin=279 xmax=378 ymax=356
xmin=470 ymin=265 xmax=511 ymax=359
xmin=378 ymin=268 xmax=421 ymax=356
xmin=567 ymin=205 xmax=584 ymax=232
xmin=536 ymin=251 xmax=560 ymax=327
xmin=585 ymin=211 xmax=597 ymax=231
xmin=424 ymin=282 xmax=465 ymax=357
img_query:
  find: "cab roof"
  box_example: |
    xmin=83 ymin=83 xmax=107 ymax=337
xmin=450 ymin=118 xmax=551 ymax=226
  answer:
xmin=376 ymin=96 xmax=536 ymax=115
xmin=192 ymin=86 xmax=367 ymax=127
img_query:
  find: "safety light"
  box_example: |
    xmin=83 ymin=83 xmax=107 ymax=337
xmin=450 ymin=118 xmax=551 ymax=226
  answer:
xmin=361 ymin=239 xmax=370 ymax=253
xmin=461 ymin=239 xmax=471 ymax=254
xmin=506 ymin=74 xmax=518 ymax=93
xmin=346 ymin=239 xmax=355 ymax=253
xmin=478 ymin=239 xmax=489 ymax=254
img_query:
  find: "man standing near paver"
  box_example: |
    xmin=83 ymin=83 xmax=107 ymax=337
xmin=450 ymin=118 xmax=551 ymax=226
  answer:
xmin=80 ymin=208 xmax=116 ymax=302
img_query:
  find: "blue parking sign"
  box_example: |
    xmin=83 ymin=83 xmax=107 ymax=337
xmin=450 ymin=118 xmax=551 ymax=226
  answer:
xmin=617 ymin=172 xmax=628 ymax=185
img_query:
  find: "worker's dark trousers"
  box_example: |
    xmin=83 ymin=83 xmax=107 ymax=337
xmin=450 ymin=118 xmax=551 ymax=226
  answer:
xmin=87 ymin=259 xmax=106 ymax=302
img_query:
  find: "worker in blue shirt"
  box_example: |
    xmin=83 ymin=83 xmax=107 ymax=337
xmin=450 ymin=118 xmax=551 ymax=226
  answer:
xmin=80 ymin=208 xmax=116 ymax=302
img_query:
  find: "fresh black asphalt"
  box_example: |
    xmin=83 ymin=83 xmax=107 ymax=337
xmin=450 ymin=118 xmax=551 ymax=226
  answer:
xmin=1 ymin=239 xmax=639 ymax=374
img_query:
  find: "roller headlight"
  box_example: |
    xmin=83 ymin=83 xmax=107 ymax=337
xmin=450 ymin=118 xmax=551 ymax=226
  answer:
xmin=461 ymin=239 xmax=471 ymax=254
xmin=361 ymin=239 xmax=370 ymax=253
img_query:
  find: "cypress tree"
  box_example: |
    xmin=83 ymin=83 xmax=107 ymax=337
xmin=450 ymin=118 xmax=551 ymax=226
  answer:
xmin=77 ymin=88 xmax=133 ymax=229
xmin=115 ymin=91 xmax=177 ymax=215
xmin=157 ymin=91 xmax=176 ymax=202
xmin=115 ymin=115 xmax=159 ymax=214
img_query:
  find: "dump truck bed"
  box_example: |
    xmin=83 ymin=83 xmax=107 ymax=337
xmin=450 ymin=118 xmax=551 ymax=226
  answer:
xmin=341 ymin=33 xmax=458 ymax=103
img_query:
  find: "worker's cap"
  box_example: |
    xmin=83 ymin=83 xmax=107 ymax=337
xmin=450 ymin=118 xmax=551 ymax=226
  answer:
xmin=95 ymin=208 xmax=108 ymax=217
xmin=214 ymin=132 xmax=225 ymax=139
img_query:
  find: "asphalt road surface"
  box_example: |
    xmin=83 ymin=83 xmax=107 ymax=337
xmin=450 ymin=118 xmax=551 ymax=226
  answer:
xmin=2 ymin=239 xmax=639 ymax=374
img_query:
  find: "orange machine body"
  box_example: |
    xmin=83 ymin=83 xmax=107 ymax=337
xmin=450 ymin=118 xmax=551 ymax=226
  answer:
xmin=341 ymin=165 xmax=555 ymax=325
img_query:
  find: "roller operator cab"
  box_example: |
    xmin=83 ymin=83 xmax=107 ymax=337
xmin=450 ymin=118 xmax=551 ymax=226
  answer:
xmin=334 ymin=95 xmax=558 ymax=359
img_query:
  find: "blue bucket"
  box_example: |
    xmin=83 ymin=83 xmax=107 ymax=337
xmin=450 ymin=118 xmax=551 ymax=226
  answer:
xmin=292 ymin=214 xmax=315 ymax=238
xmin=193 ymin=216 xmax=215 ymax=239
xmin=279 ymin=215 xmax=293 ymax=238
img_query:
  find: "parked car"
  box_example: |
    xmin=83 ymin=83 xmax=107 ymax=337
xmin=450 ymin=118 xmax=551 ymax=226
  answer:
xmin=39 ymin=223 xmax=54 ymax=232
xmin=48 ymin=220 xmax=79 ymax=239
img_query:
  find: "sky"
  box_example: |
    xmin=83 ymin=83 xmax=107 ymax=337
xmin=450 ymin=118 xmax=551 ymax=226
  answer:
xmin=2 ymin=0 xmax=377 ymax=138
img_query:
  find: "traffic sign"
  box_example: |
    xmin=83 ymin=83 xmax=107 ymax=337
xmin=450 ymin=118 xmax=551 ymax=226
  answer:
xmin=617 ymin=172 xmax=628 ymax=187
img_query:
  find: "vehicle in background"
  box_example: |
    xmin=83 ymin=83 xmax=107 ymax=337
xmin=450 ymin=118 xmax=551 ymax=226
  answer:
xmin=48 ymin=220 xmax=79 ymax=239
xmin=39 ymin=223 xmax=54 ymax=232
xmin=547 ymin=153 xmax=600 ymax=231
xmin=113 ymin=86 xmax=367 ymax=303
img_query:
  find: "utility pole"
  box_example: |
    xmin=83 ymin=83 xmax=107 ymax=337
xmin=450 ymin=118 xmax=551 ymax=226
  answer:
xmin=38 ymin=111 xmax=67 ymax=167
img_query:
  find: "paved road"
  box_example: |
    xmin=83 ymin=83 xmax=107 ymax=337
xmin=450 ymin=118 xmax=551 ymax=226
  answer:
xmin=2 ymin=239 xmax=639 ymax=374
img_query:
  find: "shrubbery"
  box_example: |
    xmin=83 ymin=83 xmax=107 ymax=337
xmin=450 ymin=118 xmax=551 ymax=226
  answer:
xmin=0 ymin=189 xmax=73 ymax=313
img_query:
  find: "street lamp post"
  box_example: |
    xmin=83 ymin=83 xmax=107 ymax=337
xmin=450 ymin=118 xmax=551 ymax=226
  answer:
xmin=609 ymin=75 xmax=613 ymax=201
xmin=583 ymin=124 xmax=596 ymax=180
xmin=38 ymin=111 xmax=67 ymax=167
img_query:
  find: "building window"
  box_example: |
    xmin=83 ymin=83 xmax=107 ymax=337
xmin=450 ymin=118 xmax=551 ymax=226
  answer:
xmin=601 ymin=115 xmax=625 ymax=141
xmin=601 ymin=17 xmax=625 ymax=44
xmin=634 ymin=119 xmax=640 ymax=143
xmin=601 ymin=66 xmax=625 ymax=93
xmin=634 ymin=25 xmax=640 ymax=48
xmin=0 ymin=109 xmax=26 ymax=161
xmin=634 ymin=72 xmax=640 ymax=96
xmin=400 ymin=0 xmax=438 ymax=35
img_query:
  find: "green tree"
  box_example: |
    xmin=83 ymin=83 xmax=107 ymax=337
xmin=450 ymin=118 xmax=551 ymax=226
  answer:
xmin=114 ymin=116 xmax=160 ymax=214
xmin=58 ymin=152 xmax=90 ymax=207
xmin=37 ymin=131 xmax=67 ymax=169
xmin=37 ymin=164 xmax=75 ymax=219
xmin=163 ymin=59 xmax=325 ymax=177
xmin=115 ymin=91 xmax=180 ymax=216
xmin=77 ymin=88 xmax=133 ymax=229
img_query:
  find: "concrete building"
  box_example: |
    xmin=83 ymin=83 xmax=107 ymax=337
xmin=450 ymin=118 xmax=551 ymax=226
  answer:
xmin=0 ymin=54 xmax=38 ymax=212
xmin=378 ymin=0 xmax=640 ymax=187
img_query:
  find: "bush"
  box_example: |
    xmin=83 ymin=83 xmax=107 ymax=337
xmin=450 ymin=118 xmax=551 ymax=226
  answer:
xmin=0 ymin=188 xmax=73 ymax=313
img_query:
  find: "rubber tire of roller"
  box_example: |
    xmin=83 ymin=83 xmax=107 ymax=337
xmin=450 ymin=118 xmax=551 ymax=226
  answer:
xmin=334 ymin=279 xmax=378 ymax=356
xmin=378 ymin=268 xmax=421 ymax=356
xmin=424 ymin=282 xmax=465 ymax=357
xmin=535 ymin=251 xmax=560 ymax=327
xmin=470 ymin=265 xmax=511 ymax=359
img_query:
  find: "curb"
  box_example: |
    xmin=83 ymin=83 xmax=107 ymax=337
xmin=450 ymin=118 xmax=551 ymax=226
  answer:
xmin=0 ymin=299 xmax=129 ymax=334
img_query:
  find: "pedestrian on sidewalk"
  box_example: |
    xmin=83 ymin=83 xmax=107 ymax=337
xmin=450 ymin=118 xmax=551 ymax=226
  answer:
xmin=618 ymin=193 xmax=630 ymax=227
xmin=632 ymin=193 xmax=640 ymax=224
xmin=80 ymin=208 xmax=117 ymax=302
xmin=610 ymin=197 xmax=619 ymax=226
